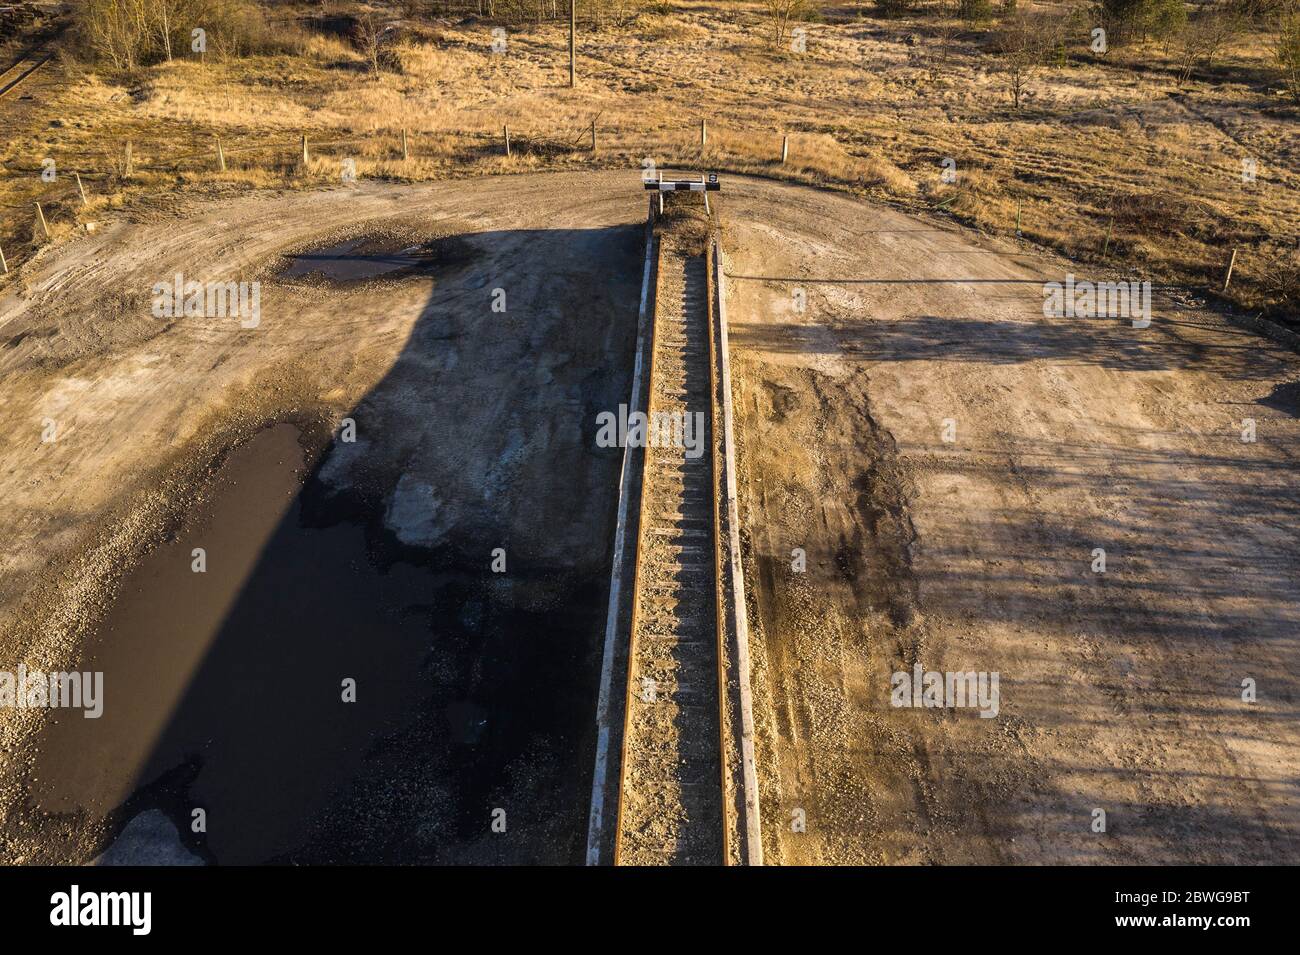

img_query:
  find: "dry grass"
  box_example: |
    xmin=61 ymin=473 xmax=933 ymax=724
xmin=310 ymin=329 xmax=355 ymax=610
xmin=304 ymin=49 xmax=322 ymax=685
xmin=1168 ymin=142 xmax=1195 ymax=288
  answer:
xmin=2 ymin=1 xmax=1297 ymax=321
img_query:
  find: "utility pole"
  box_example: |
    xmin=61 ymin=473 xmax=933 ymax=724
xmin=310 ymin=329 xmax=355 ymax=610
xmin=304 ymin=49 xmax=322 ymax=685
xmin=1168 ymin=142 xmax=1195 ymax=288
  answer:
xmin=569 ymin=0 xmax=576 ymax=88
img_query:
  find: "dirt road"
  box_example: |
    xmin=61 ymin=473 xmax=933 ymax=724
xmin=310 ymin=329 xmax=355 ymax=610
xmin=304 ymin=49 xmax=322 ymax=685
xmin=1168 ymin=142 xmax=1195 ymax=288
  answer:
xmin=719 ymin=178 xmax=1300 ymax=864
xmin=0 ymin=171 xmax=1295 ymax=863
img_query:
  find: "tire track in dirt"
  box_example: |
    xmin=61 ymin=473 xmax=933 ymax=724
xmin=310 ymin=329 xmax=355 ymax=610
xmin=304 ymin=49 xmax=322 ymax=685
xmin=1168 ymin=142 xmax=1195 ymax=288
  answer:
xmin=720 ymin=177 xmax=1300 ymax=865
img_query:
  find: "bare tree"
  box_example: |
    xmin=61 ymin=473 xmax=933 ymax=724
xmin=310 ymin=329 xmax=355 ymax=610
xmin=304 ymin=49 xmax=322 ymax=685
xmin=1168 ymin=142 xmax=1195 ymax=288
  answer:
xmin=1174 ymin=8 xmax=1246 ymax=85
xmin=78 ymin=0 xmax=282 ymax=69
xmin=924 ymin=22 xmax=960 ymax=83
xmin=80 ymin=0 xmax=148 ymax=69
xmin=994 ymin=12 xmax=1039 ymax=108
xmin=992 ymin=8 xmax=1080 ymax=106
xmin=764 ymin=0 xmax=808 ymax=48
xmin=356 ymin=12 xmax=384 ymax=77
xmin=1277 ymin=7 xmax=1300 ymax=103
xmin=160 ymin=0 xmax=173 ymax=61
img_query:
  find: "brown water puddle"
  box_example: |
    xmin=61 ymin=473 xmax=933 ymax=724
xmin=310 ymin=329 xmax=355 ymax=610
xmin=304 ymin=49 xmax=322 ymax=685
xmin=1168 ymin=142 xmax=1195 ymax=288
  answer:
xmin=279 ymin=234 xmax=478 ymax=284
xmin=281 ymin=238 xmax=426 ymax=282
xmin=28 ymin=423 xmax=436 ymax=863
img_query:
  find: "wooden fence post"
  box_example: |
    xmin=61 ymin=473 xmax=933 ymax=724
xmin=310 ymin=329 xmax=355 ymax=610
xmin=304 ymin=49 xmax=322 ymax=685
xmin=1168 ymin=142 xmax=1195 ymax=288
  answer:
xmin=503 ymin=125 xmax=511 ymax=157
xmin=1223 ymin=248 xmax=1238 ymax=291
xmin=75 ymin=173 xmax=87 ymax=205
xmin=34 ymin=202 xmax=49 ymax=240
xmin=0 ymin=244 xmax=7 ymax=274
xmin=215 ymin=137 xmax=226 ymax=172
xmin=1101 ymin=211 xmax=1115 ymax=258
xmin=401 ymin=127 xmax=409 ymax=161
xmin=700 ymin=118 xmax=707 ymax=148
xmin=590 ymin=120 xmax=596 ymax=152
xmin=569 ymin=0 xmax=576 ymax=88
xmin=123 ymin=141 xmax=134 ymax=178
xmin=781 ymin=135 xmax=789 ymax=164
xmin=301 ymin=134 xmax=309 ymax=165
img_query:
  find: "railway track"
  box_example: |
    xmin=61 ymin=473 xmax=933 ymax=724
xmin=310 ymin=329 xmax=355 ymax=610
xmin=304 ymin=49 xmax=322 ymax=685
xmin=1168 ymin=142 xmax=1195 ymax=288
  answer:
xmin=612 ymin=213 xmax=730 ymax=865
xmin=0 ymin=45 xmax=52 ymax=100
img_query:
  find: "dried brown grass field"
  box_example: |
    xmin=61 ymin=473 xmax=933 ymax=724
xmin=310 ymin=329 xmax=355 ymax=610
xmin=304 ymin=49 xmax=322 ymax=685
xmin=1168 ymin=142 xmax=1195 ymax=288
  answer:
xmin=1 ymin=1 xmax=1297 ymax=321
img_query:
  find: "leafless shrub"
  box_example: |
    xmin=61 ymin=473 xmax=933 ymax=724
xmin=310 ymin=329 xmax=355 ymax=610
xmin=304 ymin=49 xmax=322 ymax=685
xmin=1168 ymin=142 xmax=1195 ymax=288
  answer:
xmin=1111 ymin=189 xmax=1221 ymax=244
xmin=764 ymin=0 xmax=810 ymax=46
xmin=1259 ymin=248 xmax=1300 ymax=313
xmin=77 ymin=0 xmax=298 ymax=70
xmin=992 ymin=9 xmax=1080 ymax=106
xmin=1173 ymin=7 xmax=1247 ymax=85
xmin=355 ymin=12 xmax=384 ymax=76
xmin=922 ymin=22 xmax=961 ymax=82
xmin=1276 ymin=6 xmax=1300 ymax=103
xmin=993 ymin=13 xmax=1036 ymax=107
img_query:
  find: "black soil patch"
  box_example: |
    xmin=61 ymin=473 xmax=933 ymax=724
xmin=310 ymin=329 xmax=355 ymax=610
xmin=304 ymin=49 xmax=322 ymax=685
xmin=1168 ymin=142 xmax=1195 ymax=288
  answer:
xmin=279 ymin=234 xmax=478 ymax=285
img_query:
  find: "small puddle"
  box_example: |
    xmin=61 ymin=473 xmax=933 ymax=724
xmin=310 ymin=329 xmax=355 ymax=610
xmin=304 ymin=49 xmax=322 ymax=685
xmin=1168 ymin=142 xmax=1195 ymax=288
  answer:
xmin=280 ymin=234 xmax=476 ymax=283
xmin=282 ymin=238 xmax=424 ymax=282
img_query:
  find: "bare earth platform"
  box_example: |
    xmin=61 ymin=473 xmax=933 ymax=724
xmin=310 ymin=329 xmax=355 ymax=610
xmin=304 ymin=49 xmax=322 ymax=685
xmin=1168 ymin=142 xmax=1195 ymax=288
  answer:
xmin=0 ymin=171 xmax=1296 ymax=865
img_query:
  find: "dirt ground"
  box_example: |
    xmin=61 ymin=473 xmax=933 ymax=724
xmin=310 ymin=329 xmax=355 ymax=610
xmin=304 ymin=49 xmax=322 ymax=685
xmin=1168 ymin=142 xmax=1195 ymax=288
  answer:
xmin=720 ymin=177 xmax=1300 ymax=864
xmin=0 ymin=171 xmax=643 ymax=863
xmin=0 ymin=171 xmax=1296 ymax=864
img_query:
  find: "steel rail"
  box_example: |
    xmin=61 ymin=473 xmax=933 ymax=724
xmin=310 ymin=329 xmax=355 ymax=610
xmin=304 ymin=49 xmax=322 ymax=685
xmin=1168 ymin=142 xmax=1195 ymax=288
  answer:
xmin=0 ymin=50 xmax=52 ymax=100
xmin=705 ymin=214 xmax=731 ymax=866
xmin=611 ymin=206 xmax=663 ymax=867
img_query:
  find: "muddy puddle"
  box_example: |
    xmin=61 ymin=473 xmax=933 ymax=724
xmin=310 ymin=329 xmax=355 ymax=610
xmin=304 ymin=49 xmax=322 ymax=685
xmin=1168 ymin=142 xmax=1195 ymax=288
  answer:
xmin=280 ymin=234 xmax=476 ymax=283
xmin=25 ymin=421 xmax=604 ymax=864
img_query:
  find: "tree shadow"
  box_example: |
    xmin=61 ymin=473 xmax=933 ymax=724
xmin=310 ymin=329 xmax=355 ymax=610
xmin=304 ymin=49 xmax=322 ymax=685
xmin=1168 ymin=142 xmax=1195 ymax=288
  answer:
xmin=26 ymin=222 xmax=645 ymax=865
xmin=893 ymin=429 xmax=1300 ymax=644
xmin=730 ymin=307 xmax=1295 ymax=381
